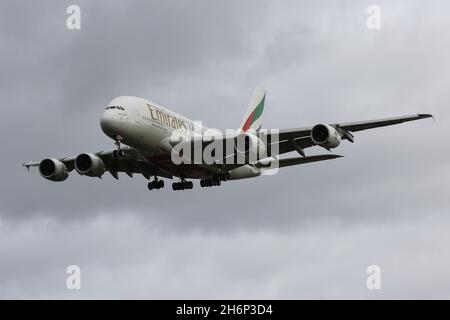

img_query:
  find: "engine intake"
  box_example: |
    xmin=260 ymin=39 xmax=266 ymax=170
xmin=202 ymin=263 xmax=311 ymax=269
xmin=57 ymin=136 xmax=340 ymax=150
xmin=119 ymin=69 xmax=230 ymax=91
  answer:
xmin=75 ymin=153 xmax=106 ymax=177
xmin=39 ymin=158 xmax=69 ymax=182
xmin=311 ymin=124 xmax=341 ymax=149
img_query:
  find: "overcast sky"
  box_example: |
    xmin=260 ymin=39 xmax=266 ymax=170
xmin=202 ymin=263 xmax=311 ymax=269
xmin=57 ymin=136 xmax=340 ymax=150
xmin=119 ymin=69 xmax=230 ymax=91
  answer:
xmin=1 ymin=0 xmax=449 ymax=299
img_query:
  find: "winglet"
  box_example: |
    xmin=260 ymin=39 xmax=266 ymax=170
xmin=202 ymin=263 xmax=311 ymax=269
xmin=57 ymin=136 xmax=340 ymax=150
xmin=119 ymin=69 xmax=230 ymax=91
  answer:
xmin=417 ymin=113 xmax=433 ymax=119
xmin=23 ymin=163 xmax=30 ymax=172
xmin=418 ymin=113 xmax=435 ymax=122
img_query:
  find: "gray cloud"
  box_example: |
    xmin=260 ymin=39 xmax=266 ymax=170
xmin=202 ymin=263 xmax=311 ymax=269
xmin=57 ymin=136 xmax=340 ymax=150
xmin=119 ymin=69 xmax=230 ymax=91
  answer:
xmin=1 ymin=213 xmax=450 ymax=299
xmin=0 ymin=0 xmax=449 ymax=298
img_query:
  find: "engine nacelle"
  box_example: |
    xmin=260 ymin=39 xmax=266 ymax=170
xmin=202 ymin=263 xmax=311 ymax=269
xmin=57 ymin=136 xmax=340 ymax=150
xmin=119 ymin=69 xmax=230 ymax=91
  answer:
xmin=235 ymin=132 xmax=266 ymax=157
xmin=39 ymin=158 xmax=69 ymax=182
xmin=311 ymin=124 xmax=341 ymax=149
xmin=227 ymin=164 xmax=261 ymax=180
xmin=75 ymin=153 xmax=106 ymax=177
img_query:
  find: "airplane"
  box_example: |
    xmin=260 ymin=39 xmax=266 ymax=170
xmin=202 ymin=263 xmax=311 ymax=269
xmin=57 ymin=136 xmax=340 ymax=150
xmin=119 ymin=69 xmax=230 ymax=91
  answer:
xmin=23 ymin=87 xmax=433 ymax=191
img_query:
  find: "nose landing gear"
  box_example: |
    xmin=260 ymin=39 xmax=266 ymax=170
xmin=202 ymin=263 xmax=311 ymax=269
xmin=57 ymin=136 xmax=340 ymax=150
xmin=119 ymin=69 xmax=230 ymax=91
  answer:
xmin=112 ymin=135 xmax=125 ymax=158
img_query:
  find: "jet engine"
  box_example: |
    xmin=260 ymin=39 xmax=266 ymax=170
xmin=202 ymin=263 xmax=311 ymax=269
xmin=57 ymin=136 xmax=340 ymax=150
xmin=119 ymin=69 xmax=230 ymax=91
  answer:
xmin=227 ymin=164 xmax=261 ymax=180
xmin=75 ymin=153 xmax=106 ymax=177
xmin=39 ymin=158 xmax=69 ymax=182
xmin=311 ymin=124 xmax=341 ymax=149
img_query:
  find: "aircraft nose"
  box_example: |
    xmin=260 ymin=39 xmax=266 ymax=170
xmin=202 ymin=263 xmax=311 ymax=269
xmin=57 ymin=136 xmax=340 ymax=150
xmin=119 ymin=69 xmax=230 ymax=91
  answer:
xmin=100 ymin=110 xmax=120 ymax=137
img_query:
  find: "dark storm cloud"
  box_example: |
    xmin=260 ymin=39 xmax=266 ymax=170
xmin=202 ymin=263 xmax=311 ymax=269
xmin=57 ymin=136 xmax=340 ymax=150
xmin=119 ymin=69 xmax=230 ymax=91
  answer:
xmin=0 ymin=0 xmax=272 ymax=224
xmin=0 ymin=0 xmax=449 ymax=298
xmin=2 ymin=0 xmax=445 ymax=230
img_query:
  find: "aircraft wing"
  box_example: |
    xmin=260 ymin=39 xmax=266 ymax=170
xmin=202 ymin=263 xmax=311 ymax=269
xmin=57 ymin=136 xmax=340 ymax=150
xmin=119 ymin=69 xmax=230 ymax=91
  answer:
xmin=336 ymin=113 xmax=433 ymax=132
xmin=23 ymin=157 xmax=76 ymax=171
xmin=198 ymin=113 xmax=432 ymax=172
xmin=254 ymin=154 xmax=343 ymax=169
xmin=23 ymin=148 xmax=172 ymax=179
xmin=271 ymin=113 xmax=433 ymax=156
xmin=96 ymin=149 xmax=172 ymax=179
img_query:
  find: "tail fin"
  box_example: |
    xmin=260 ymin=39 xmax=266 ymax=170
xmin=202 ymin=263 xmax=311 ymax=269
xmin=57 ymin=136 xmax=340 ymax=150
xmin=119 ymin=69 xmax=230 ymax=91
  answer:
xmin=240 ymin=87 xmax=266 ymax=132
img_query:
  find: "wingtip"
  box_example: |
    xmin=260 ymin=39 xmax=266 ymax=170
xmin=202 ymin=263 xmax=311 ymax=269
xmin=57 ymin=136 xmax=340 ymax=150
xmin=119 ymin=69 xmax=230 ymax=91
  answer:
xmin=22 ymin=161 xmax=33 ymax=169
xmin=418 ymin=113 xmax=434 ymax=120
xmin=22 ymin=163 xmax=31 ymax=172
xmin=324 ymin=154 xmax=343 ymax=159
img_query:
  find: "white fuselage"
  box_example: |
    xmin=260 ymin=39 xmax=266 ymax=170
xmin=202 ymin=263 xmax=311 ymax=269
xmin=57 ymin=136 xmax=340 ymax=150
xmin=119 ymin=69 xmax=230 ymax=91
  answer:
xmin=100 ymin=96 xmax=216 ymax=179
xmin=101 ymin=96 xmax=201 ymax=151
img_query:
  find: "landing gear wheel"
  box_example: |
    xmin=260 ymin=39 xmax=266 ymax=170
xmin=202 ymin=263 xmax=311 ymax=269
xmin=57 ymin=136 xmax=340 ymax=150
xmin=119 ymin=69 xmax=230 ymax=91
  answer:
xmin=172 ymin=180 xmax=193 ymax=191
xmin=200 ymin=178 xmax=222 ymax=188
xmin=148 ymin=177 xmax=164 ymax=191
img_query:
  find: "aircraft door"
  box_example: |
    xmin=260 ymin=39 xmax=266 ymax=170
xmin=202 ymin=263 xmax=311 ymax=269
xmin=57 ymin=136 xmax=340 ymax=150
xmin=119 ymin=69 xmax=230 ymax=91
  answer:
xmin=133 ymin=109 xmax=141 ymax=124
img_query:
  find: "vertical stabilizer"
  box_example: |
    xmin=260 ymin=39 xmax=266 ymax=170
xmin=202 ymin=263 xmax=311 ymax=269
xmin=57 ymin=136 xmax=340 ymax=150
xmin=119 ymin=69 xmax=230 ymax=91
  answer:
xmin=240 ymin=87 xmax=266 ymax=132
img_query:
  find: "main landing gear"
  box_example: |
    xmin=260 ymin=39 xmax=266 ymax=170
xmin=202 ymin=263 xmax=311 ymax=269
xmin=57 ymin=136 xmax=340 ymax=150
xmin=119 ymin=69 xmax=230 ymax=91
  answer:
xmin=148 ymin=178 xmax=222 ymax=191
xmin=112 ymin=135 xmax=125 ymax=158
xmin=148 ymin=177 xmax=164 ymax=190
xmin=147 ymin=176 xmax=223 ymax=191
xmin=200 ymin=178 xmax=221 ymax=188
xmin=172 ymin=179 xmax=193 ymax=191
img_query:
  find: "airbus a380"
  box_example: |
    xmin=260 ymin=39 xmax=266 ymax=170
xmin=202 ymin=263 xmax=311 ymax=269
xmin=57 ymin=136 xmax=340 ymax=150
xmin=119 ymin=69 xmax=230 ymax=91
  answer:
xmin=23 ymin=87 xmax=432 ymax=191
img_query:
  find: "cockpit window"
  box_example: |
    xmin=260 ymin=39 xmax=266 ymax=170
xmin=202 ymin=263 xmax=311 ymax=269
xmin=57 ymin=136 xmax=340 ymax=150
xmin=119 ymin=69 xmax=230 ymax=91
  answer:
xmin=106 ymin=106 xmax=125 ymax=110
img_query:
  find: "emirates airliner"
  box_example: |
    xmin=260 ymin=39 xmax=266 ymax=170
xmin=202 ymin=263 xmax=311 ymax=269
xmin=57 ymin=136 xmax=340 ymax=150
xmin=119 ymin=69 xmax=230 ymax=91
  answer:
xmin=23 ymin=87 xmax=432 ymax=191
